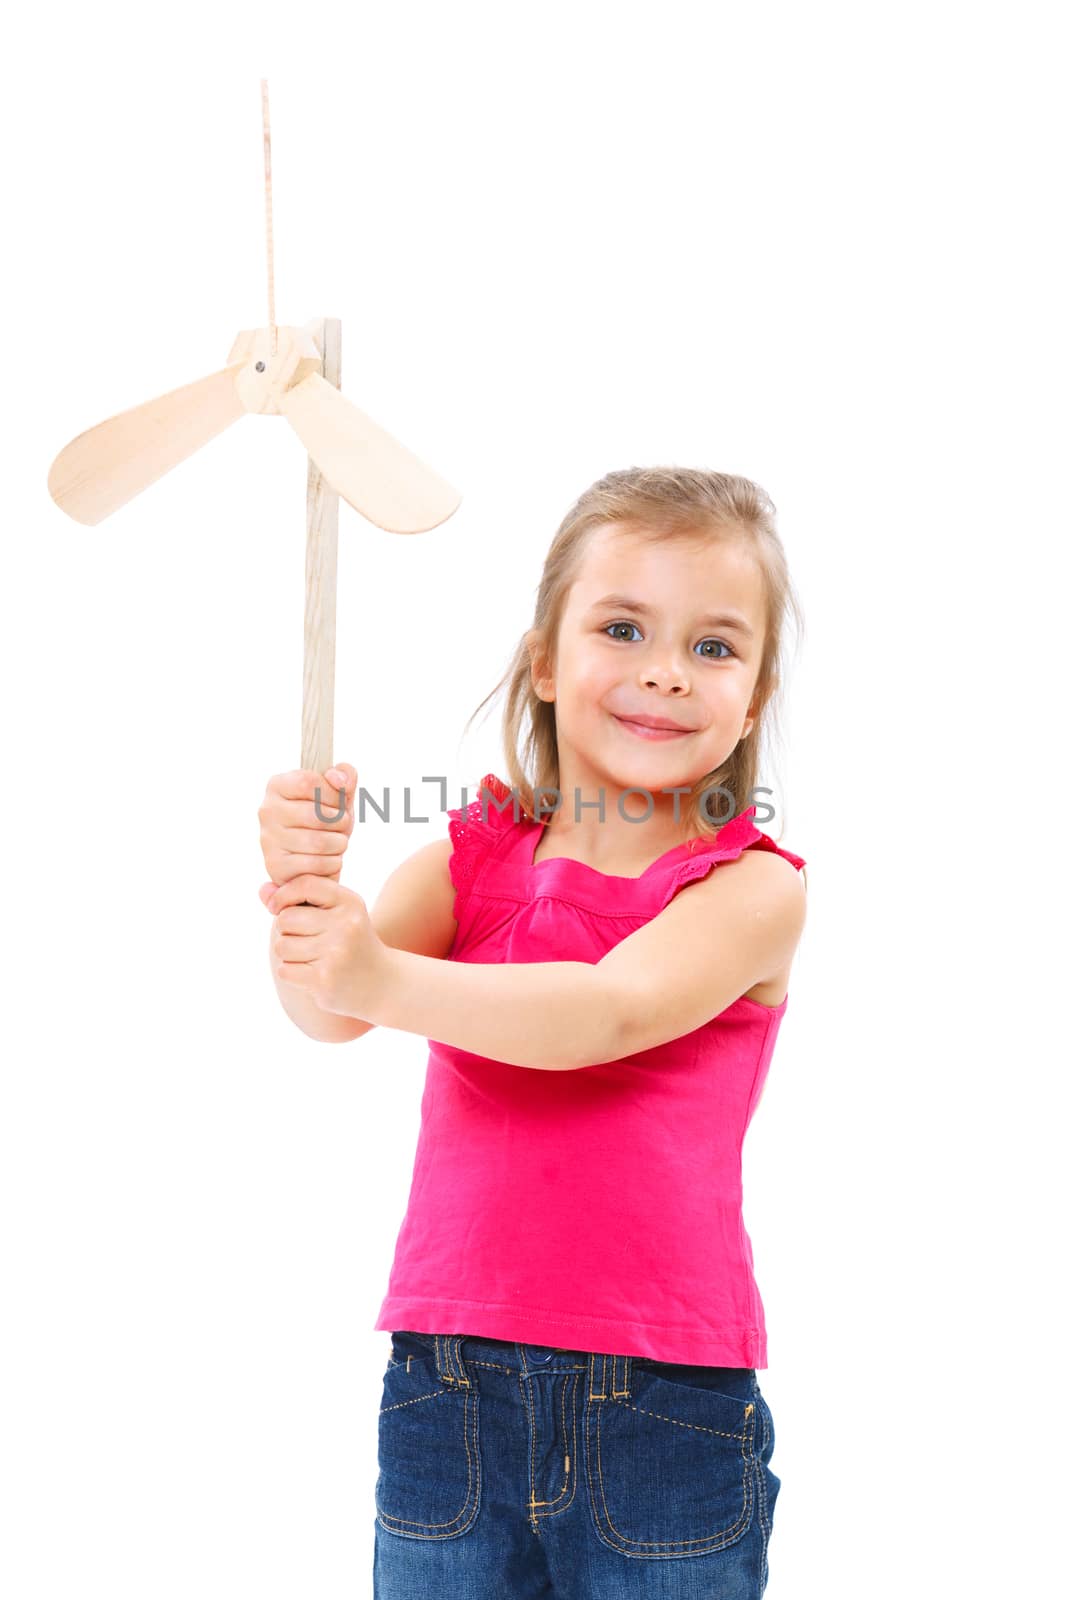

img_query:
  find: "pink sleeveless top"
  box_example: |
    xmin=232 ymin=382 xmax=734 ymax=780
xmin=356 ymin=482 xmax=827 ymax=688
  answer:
xmin=373 ymin=774 xmax=806 ymax=1367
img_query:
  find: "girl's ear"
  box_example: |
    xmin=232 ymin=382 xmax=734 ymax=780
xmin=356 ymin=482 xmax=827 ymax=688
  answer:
xmin=526 ymin=629 xmax=553 ymax=701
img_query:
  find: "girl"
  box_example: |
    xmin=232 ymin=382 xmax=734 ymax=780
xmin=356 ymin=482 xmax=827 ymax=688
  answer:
xmin=258 ymin=466 xmax=808 ymax=1598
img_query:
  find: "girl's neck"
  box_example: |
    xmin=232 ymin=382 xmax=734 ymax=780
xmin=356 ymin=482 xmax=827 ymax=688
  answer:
xmin=530 ymin=791 xmax=695 ymax=873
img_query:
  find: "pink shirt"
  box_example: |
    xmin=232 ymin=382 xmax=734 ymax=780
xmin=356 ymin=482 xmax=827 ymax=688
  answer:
xmin=374 ymin=774 xmax=806 ymax=1367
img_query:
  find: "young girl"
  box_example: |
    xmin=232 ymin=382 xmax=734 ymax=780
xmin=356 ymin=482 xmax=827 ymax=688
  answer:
xmin=258 ymin=466 xmax=808 ymax=1598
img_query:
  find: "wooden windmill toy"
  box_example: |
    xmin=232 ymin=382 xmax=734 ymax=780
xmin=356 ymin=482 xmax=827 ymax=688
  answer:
xmin=46 ymin=80 xmax=462 ymax=783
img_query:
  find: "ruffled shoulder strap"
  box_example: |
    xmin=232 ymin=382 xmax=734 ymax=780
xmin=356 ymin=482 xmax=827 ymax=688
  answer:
xmin=657 ymin=807 xmax=806 ymax=910
xmin=446 ymin=773 xmax=523 ymax=914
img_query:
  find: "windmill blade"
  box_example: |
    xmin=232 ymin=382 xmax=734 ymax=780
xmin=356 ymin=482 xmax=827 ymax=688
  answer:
xmin=47 ymin=364 xmax=248 ymax=526
xmin=278 ymin=371 xmax=461 ymax=533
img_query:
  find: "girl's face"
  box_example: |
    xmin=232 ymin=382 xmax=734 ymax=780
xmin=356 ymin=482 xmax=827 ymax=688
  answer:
xmin=530 ymin=523 xmax=766 ymax=801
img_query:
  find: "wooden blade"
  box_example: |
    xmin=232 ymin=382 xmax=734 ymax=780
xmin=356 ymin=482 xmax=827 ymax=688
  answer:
xmin=47 ymin=365 xmax=247 ymax=525
xmin=278 ymin=372 xmax=461 ymax=533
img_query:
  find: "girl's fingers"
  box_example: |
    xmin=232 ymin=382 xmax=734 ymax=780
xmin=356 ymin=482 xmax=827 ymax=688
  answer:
xmin=285 ymin=827 xmax=349 ymax=855
xmin=267 ymin=874 xmax=340 ymax=911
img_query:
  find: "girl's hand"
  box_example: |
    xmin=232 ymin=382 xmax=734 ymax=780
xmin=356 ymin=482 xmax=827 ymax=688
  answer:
xmin=265 ymin=872 xmax=390 ymax=1018
xmin=257 ymin=764 xmax=358 ymax=909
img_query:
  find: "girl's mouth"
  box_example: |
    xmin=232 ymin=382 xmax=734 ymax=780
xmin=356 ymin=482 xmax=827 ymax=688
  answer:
xmin=613 ymin=715 xmax=694 ymax=742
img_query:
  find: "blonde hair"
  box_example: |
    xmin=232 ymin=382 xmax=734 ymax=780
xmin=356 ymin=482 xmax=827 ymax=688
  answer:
xmin=463 ymin=465 xmax=804 ymax=844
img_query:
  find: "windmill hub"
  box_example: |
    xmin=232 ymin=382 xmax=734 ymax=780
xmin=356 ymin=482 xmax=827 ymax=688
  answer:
xmin=229 ymin=325 xmax=323 ymax=417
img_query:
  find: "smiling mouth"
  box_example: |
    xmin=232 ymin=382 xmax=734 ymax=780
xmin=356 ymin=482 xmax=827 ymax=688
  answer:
xmin=613 ymin=714 xmax=696 ymax=737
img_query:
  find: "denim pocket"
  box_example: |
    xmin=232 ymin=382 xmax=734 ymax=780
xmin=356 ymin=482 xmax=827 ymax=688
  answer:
xmin=375 ymin=1332 xmax=481 ymax=1541
xmin=585 ymin=1363 xmax=757 ymax=1559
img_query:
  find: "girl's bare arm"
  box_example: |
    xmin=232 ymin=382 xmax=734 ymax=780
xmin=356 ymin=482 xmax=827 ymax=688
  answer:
xmin=365 ymin=847 xmax=806 ymax=1068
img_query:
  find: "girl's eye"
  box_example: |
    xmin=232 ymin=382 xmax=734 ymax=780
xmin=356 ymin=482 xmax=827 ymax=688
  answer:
xmin=602 ymin=621 xmax=734 ymax=659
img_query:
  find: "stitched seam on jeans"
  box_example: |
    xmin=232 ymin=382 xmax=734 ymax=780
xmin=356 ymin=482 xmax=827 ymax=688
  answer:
xmin=529 ymin=1372 xmax=579 ymax=1516
xmin=379 ymin=1387 xmax=448 ymax=1413
xmin=612 ymin=1395 xmax=754 ymax=1439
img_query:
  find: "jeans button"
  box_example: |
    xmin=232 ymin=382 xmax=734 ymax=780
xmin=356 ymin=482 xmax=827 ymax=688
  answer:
xmin=528 ymin=1347 xmax=553 ymax=1364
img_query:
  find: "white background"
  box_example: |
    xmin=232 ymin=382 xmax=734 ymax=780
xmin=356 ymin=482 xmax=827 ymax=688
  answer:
xmin=3 ymin=3 xmax=1077 ymax=1596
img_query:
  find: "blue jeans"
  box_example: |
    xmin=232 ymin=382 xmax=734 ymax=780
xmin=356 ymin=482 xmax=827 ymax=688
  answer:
xmin=373 ymin=1329 xmax=780 ymax=1598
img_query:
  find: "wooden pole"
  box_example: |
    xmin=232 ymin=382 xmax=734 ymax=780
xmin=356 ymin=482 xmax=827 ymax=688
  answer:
xmin=301 ymin=316 xmax=341 ymax=782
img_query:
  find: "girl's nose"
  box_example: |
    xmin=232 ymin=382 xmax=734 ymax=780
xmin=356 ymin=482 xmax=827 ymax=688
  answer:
xmin=642 ymin=664 xmax=690 ymax=691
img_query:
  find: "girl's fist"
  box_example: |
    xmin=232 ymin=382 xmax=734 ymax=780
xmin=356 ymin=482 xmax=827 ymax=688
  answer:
xmin=266 ymin=872 xmax=388 ymax=1018
xmin=257 ymin=764 xmax=358 ymax=895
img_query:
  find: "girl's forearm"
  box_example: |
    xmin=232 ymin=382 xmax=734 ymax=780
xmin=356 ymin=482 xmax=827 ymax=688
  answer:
xmin=366 ymin=949 xmax=622 ymax=1070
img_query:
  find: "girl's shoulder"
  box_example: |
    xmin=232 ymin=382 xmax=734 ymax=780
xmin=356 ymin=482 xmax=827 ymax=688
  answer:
xmin=652 ymin=806 xmax=806 ymax=912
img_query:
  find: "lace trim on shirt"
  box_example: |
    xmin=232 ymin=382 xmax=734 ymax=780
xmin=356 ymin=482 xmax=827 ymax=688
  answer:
xmin=446 ymin=773 xmax=520 ymax=904
xmin=661 ymin=829 xmax=807 ymax=906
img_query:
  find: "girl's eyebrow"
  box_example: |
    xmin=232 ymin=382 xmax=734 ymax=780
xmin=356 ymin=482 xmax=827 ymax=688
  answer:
xmin=586 ymin=594 xmax=755 ymax=640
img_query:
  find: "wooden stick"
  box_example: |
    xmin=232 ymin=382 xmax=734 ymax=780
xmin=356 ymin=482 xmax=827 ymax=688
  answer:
xmin=260 ymin=78 xmax=277 ymax=359
xmin=301 ymin=316 xmax=341 ymax=785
